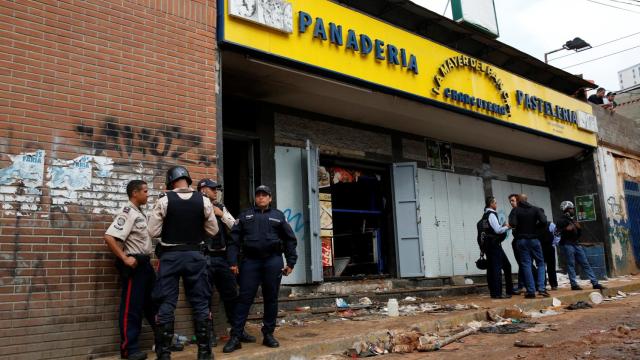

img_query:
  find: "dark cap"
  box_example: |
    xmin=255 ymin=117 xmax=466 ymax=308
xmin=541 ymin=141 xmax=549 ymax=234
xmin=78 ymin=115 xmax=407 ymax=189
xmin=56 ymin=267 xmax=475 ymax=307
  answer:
xmin=255 ymin=185 xmax=272 ymax=196
xmin=197 ymin=178 xmax=221 ymax=191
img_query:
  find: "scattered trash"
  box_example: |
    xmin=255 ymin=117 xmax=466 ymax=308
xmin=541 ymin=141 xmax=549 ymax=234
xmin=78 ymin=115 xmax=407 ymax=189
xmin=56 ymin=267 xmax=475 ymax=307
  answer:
xmin=387 ymin=299 xmax=399 ymax=317
xmin=524 ymin=323 xmax=558 ymax=333
xmin=503 ymin=307 xmax=529 ymax=320
xmin=480 ymin=323 xmax=535 ymax=334
xmin=404 ymin=296 xmax=417 ymax=302
xmin=566 ymin=301 xmax=593 ymax=310
xmin=296 ymin=306 xmax=311 ymax=312
xmin=527 ymin=309 xmax=562 ymax=318
xmin=359 ymin=297 xmax=373 ymax=306
xmin=467 ymin=321 xmax=485 ymax=330
xmin=514 ymin=340 xmax=544 ymax=348
xmin=552 ymin=297 xmax=562 ymax=307
xmin=618 ymin=291 xmax=628 ymax=298
xmin=616 ymin=325 xmax=632 ymax=336
xmin=464 ymin=278 xmax=474 ymax=285
xmin=335 ymin=298 xmax=349 ymax=309
xmin=589 ymin=292 xmax=604 ymax=305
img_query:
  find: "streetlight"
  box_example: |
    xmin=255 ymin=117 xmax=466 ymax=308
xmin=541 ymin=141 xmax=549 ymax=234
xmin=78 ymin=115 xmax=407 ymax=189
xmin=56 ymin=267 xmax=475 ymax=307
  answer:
xmin=544 ymin=37 xmax=592 ymax=63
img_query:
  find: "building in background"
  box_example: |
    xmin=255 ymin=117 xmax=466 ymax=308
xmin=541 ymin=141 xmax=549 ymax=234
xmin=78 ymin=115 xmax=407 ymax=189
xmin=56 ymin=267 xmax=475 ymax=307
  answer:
xmin=619 ymin=63 xmax=640 ymax=90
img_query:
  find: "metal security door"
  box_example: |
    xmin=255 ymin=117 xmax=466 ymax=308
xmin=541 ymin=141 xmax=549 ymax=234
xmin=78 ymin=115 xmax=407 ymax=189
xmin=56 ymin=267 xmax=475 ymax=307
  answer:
xmin=392 ymin=163 xmax=424 ymax=277
xmin=624 ymin=181 xmax=640 ymax=265
xmin=303 ymin=140 xmax=322 ymax=282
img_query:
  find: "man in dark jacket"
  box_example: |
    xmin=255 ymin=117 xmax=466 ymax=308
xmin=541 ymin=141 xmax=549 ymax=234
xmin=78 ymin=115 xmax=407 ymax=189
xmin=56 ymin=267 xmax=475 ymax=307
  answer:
xmin=556 ymin=201 xmax=605 ymax=291
xmin=508 ymin=194 xmax=549 ymax=298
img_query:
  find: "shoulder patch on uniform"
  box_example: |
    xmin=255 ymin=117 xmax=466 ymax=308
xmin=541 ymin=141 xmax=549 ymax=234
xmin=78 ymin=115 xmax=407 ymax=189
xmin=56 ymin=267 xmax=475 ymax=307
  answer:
xmin=123 ymin=207 xmax=130 ymax=213
xmin=245 ymin=214 xmax=254 ymax=219
xmin=116 ymin=216 xmax=127 ymax=226
xmin=158 ymin=193 xmax=167 ymax=199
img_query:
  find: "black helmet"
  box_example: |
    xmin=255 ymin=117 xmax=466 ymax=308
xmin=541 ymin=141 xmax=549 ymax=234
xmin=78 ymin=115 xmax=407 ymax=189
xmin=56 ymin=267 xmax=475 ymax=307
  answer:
xmin=166 ymin=166 xmax=192 ymax=189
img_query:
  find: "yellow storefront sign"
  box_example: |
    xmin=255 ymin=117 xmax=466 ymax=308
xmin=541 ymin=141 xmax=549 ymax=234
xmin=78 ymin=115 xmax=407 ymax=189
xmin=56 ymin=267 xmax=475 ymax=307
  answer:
xmin=220 ymin=0 xmax=597 ymax=147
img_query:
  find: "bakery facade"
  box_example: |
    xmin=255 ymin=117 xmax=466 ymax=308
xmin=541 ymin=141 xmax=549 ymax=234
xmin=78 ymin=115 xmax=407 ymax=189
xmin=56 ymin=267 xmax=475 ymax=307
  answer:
xmin=217 ymin=0 xmax=601 ymax=284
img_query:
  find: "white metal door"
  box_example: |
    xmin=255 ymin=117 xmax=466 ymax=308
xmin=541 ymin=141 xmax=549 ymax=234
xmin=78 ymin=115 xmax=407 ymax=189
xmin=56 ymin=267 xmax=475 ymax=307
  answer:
xmin=392 ymin=163 xmax=424 ymax=278
xmin=275 ymin=146 xmax=308 ymax=285
xmin=491 ymin=180 xmax=554 ymax=273
xmin=418 ymin=170 xmax=484 ymax=277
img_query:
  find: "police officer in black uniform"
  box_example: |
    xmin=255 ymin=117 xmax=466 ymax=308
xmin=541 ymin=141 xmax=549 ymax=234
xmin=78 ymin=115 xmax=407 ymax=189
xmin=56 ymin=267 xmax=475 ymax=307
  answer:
xmin=223 ymin=185 xmax=298 ymax=353
xmin=148 ymin=166 xmax=218 ymax=360
xmin=196 ymin=179 xmax=256 ymax=347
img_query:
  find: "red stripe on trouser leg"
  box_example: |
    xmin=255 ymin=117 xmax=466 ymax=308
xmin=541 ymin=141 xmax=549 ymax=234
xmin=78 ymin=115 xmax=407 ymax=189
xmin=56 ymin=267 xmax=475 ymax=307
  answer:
xmin=121 ymin=278 xmax=133 ymax=356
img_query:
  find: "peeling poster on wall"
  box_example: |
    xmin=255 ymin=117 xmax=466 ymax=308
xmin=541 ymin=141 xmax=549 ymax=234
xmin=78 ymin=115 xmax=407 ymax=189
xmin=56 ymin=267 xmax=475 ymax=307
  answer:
xmin=48 ymin=155 xmax=93 ymax=191
xmin=0 ymin=150 xmax=45 ymax=188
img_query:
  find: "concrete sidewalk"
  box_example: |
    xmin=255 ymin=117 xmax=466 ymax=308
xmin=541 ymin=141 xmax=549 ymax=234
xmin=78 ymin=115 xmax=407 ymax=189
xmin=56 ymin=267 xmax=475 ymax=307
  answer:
xmin=101 ymin=276 xmax=640 ymax=360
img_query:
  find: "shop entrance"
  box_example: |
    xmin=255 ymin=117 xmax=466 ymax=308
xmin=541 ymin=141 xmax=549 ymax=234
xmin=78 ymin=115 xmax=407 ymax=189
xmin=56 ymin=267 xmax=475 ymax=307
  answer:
xmin=319 ymin=158 xmax=395 ymax=279
xmin=222 ymin=137 xmax=258 ymax=216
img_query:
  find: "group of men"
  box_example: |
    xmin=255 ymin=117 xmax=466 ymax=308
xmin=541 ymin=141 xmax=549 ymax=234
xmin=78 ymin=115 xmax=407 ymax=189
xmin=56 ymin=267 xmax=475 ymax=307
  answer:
xmin=480 ymin=193 xmax=604 ymax=300
xmin=104 ymin=166 xmax=298 ymax=360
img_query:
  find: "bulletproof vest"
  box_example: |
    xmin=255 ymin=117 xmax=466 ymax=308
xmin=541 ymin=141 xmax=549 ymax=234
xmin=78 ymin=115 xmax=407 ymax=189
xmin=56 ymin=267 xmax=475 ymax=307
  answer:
xmin=161 ymin=191 xmax=205 ymax=245
xmin=208 ymin=203 xmax=226 ymax=250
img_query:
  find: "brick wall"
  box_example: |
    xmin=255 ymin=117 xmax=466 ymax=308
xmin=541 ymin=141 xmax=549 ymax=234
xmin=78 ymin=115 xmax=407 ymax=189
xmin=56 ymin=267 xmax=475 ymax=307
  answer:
xmin=0 ymin=1 xmax=217 ymax=358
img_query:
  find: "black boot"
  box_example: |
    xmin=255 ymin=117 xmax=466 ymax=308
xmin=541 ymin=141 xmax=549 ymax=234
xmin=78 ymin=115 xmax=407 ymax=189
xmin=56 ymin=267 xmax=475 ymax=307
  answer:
xmin=195 ymin=320 xmax=212 ymax=360
xmin=154 ymin=323 xmax=173 ymax=360
xmin=262 ymin=333 xmax=280 ymax=348
xmin=222 ymin=336 xmax=242 ymax=353
xmin=239 ymin=330 xmax=256 ymax=343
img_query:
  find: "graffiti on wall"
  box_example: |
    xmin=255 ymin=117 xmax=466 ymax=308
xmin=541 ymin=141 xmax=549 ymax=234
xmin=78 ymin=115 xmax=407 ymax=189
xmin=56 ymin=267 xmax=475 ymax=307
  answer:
xmin=607 ymin=195 xmax=625 ymax=217
xmin=75 ymin=116 xmax=215 ymax=166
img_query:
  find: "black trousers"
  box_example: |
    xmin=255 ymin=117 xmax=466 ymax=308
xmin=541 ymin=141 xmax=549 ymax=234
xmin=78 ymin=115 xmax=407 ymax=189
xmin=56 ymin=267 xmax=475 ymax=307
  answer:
xmin=117 ymin=256 xmax=156 ymax=358
xmin=232 ymin=255 xmax=283 ymax=336
xmin=541 ymin=241 xmax=558 ymax=288
xmin=207 ymin=254 xmax=239 ymax=324
xmin=153 ymin=250 xmax=211 ymax=324
xmin=485 ymin=239 xmax=513 ymax=297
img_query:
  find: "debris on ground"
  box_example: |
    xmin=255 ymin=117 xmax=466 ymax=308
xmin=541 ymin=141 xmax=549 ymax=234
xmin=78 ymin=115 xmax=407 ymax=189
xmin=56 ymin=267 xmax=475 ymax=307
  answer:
xmin=552 ymin=297 xmax=562 ymax=307
xmin=480 ymin=322 xmax=536 ymax=334
xmin=527 ymin=309 xmax=562 ymax=318
xmin=359 ymin=297 xmax=373 ymax=306
xmin=514 ymin=340 xmax=544 ymax=348
xmin=616 ymin=324 xmax=632 ymax=337
xmin=589 ymin=291 xmax=604 ymax=304
xmin=335 ymin=298 xmax=349 ymax=309
xmin=524 ymin=323 xmax=558 ymax=333
xmin=566 ymin=301 xmax=593 ymax=310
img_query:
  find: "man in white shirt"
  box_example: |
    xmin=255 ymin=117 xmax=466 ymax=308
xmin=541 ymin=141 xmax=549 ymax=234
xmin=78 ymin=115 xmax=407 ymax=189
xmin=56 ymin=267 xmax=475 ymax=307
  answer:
xmin=481 ymin=196 xmax=513 ymax=299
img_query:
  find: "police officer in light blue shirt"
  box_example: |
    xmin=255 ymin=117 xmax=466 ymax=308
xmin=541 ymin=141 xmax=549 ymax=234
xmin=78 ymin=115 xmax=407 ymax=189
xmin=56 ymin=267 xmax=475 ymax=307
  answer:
xmin=223 ymin=185 xmax=298 ymax=353
xmin=482 ymin=196 xmax=514 ymax=299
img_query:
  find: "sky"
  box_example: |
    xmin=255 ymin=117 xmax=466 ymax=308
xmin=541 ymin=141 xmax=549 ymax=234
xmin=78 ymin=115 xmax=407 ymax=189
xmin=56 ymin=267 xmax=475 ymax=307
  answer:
xmin=410 ymin=0 xmax=640 ymax=93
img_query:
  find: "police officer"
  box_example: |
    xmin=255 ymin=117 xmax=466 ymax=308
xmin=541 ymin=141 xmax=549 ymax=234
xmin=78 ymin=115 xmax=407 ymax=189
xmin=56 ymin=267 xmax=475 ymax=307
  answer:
xmin=223 ymin=185 xmax=298 ymax=353
xmin=481 ymin=196 xmax=513 ymax=299
xmin=196 ymin=179 xmax=256 ymax=346
xmin=148 ymin=166 xmax=218 ymax=360
xmin=104 ymin=180 xmax=154 ymax=360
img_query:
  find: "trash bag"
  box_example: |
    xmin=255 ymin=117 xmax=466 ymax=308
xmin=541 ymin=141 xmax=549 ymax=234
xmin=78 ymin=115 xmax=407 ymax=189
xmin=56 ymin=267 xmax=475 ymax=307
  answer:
xmin=566 ymin=301 xmax=593 ymax=310
xmin=479 ymin=323 xmax=535 ymax=334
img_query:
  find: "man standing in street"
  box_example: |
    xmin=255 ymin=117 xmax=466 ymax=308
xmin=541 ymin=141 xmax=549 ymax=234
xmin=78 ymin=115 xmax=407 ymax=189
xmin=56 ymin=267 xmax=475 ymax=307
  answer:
xmin=148 ymin=166 xmax=218 ymax=360
xmin=196 ymin=179 xmax=256 ymax=346
xmin=556 ymin=201 xmax=605 ymax=291
xmin=104 ymin=180 xmax=154 ymax=360
xmin=509 ymin=194 xmax=549 ymax=298
xmin=223 ymin=185 xmax=298 ymax=353
xmin=481 ymin=196 xmax=514 ymax=299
